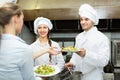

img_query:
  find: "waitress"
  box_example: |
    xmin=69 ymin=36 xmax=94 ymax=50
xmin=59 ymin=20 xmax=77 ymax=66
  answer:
xmin=65 ymin=4 xmax=110 ymax=80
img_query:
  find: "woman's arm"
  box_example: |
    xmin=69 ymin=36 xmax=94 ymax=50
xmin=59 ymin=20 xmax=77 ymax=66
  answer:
xmin=33 ymin=47 xmax=60 ymax=59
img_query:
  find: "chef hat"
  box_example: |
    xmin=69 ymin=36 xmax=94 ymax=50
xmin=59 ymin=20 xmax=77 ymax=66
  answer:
xmin=79 ymin=4 xmax=99 ymax=25
xmin=34 ymin=17 xmax=53 ymax=35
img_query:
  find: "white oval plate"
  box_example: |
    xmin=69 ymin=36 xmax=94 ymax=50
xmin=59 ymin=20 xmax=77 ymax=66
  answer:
xmin=62 ymin=50 xmax=79 ymax=53
xmin=34 ymin=65 xmax=60 ymax=77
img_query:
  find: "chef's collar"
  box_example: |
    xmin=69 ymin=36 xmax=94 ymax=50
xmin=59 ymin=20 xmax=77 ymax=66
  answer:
xmin=35 ymin=38 xmax=49 ymax=47
xmin=83 ymin=26 xmax=97 ymax=36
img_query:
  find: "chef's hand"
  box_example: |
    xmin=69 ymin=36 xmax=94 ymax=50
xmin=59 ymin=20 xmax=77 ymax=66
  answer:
xmin=65 ymin=62 xmax=73 ymax=69
xmin=76 ymin=48 xmax=86 ymax=57
xmin=48 ymin=47 xmax=61 ymax=55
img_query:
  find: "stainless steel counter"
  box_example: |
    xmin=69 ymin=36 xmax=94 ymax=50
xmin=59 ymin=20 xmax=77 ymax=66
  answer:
xmin=103 ymin=73 xmax=114 ymax=80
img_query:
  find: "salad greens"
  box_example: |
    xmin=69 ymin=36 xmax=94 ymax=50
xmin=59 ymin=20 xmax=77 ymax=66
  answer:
xmin=35 ymin=64 xmax=55 ymax=75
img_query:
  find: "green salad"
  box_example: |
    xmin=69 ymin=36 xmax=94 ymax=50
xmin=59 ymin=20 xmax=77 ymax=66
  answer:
xmin=35 ymin=64 xmax=55 ymax=75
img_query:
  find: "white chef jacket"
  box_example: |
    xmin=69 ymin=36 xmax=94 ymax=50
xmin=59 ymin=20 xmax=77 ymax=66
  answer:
xmin=30 ymin=39 xmax=65 ymax=71
xmin=70 ymin=27 xmax=110 ymax=80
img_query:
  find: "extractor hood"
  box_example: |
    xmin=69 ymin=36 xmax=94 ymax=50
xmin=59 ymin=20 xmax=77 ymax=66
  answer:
xmin=17 ymin=0 xmax=120 ymax=21
xmin=0 ymin=0 xmax=17 ymax=6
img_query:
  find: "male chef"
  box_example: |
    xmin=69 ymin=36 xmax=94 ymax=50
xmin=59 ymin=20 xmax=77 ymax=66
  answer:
xmin=65 ymin=4 xmax=110 ymax=80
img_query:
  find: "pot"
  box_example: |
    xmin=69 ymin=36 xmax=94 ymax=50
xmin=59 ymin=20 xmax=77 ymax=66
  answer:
xmin=45 ymin=68 xmax=82 ymax=80
xmin=58 ymin=69 xmax=82 ymax=80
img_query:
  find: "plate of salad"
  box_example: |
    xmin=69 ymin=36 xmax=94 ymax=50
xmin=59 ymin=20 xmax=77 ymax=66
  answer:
xmin=62 ymin=46 xmax=79 ymax=53
xmin=34 ymin=64 xmax=60 ymax=77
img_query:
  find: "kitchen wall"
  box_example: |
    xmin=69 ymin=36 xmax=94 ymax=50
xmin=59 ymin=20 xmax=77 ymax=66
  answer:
xmin=19 ymin=24 xmax=36 ymax=44
xmin=20 ymin=24 xmax=119 ymax=46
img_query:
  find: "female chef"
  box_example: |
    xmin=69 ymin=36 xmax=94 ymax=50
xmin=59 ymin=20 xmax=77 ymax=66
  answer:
xmin=30 ymin=17 xmax=65 ymax=79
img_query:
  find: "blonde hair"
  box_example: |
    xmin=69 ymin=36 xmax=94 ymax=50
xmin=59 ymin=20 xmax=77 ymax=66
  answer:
xmin=0 ymin=2 xmax=22 ymax=40
xmin=0 ymin=2 xmax=22 ymax=26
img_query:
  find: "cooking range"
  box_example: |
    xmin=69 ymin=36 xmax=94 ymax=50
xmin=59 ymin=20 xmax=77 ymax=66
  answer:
xmin=111 ymin=40 xmax=120 ymax=80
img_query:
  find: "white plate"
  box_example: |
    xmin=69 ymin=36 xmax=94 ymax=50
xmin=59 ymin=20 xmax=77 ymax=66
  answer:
xmin=62 ymin=50 xmax=79 ymax=53
xmin=34 ymin=65 xmax=60 ymax=77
